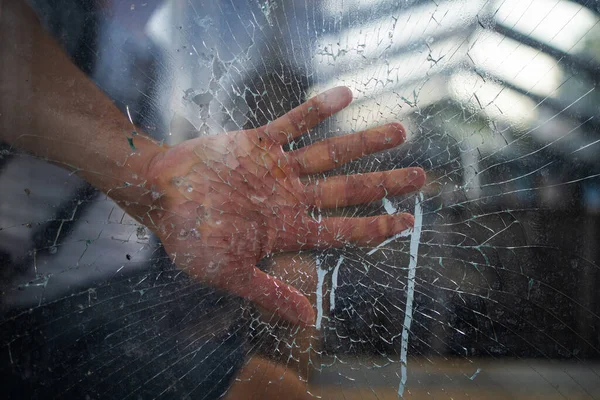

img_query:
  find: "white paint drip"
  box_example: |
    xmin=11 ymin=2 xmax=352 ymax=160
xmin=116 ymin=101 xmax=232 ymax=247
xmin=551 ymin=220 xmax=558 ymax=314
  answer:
xmin=398 ymin=192 xmax=424 ymax=398
xmin=315 ymin=256 xmax=327 ymax=330
xmin=469 ymin=367 xmax=482 ymax=380
xmin=330 ymin=256 xmax=344 ymax=311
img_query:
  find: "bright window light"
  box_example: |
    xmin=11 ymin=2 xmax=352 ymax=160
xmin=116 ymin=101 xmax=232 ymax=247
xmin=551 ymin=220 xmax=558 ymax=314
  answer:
xmin=468 ymin=30 xmax=564 ymax=98
xmin=494 ymin=0 xmax=599 ymax=55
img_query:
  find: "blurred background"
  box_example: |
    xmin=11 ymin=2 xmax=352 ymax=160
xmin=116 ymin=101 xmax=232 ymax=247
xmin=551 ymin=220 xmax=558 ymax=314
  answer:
xmin=1 ymin=0 xmax=600 ymax=398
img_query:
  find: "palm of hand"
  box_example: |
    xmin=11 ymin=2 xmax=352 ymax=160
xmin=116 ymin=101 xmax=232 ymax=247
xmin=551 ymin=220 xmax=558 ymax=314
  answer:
xmin=144 ymin=87 xmax=425 ymax=325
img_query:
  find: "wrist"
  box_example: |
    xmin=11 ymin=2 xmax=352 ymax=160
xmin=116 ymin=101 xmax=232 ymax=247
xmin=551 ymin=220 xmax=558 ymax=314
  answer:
xmin=122 ymin=134 xmax=169 ymax=184
xmin=96 ymin=131 xmax=169 ymax=223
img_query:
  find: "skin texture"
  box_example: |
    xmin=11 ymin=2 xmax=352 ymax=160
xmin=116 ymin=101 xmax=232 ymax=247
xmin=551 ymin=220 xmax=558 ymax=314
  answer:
xmin=0 ymin=0 xmax=425 ymax=327
xmin=141 ymin=87 xmax=426 ymax=326
xmin=0 ymin=2 xmax=426 ymax=397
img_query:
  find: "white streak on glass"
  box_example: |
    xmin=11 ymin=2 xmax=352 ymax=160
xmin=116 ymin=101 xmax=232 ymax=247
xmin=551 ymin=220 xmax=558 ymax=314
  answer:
xmin=330 ymin=256 xmax=344 ymax=312
xmin=470 ymin=367 xmax=482 ymax=380
xmin=382 ymin=197 xmax=397 ymax=214
xmin=315 ymin=257 xmax=327 ymax=330
xmin=398 ymin=192 xmax=424 ymax=398
xmin=125 ymin=105 xmax=134 ymax=125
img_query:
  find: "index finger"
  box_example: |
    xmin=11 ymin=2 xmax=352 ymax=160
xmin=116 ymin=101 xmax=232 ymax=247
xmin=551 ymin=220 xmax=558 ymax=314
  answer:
xmin=260 ymin=86 xmax=353 ymax=144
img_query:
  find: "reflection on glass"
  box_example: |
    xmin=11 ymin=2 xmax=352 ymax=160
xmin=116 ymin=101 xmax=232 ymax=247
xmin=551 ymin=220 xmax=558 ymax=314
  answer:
xmin=1 ymin=0 xmax=599 ymax=399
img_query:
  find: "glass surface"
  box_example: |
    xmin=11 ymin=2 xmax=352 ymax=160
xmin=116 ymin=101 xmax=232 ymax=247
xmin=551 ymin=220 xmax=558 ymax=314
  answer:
xmin=1 ymin=0 xmax=600 ymax=398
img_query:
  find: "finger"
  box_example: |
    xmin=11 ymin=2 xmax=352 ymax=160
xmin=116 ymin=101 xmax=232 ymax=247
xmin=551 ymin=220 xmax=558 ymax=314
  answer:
xmin=292 ymin=122 xmax=406 ymax=175
xmin=224 ymin=267 xmax=315 ymax=326
xmin=280 ymin=213 xmax=415 ymax=251
xmin=307 ymin=167 xmax=426 ymax=209
xmin=259 ymin=86 xmax=353 ymax=144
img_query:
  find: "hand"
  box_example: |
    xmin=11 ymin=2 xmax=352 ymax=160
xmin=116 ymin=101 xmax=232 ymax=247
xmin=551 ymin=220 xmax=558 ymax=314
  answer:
xmin=142 ymin=86 xmax=425 ymax=325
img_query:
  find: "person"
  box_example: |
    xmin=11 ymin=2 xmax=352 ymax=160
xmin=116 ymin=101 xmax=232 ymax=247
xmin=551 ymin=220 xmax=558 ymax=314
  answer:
xmin=0 ymin=0 xmax=425 ymax=397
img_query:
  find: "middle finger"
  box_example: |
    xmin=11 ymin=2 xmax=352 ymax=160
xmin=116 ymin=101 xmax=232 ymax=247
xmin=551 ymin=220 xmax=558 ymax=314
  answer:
xmin=290 ymin=122 xmax=406 ymax=175
xmin=305 ymin=167 xmax=426 ymax=209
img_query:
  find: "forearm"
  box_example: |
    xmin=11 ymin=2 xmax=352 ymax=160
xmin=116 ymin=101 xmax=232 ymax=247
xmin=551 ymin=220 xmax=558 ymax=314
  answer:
xmin=0 ymin=0 xmax=165 ymax=219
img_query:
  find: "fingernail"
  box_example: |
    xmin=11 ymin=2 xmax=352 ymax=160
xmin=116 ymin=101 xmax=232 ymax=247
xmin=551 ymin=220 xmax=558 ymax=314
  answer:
xmin=298 ymin=308 xmax=316 ymax=326
xmin=395 ymin=213 xmax=415 ymax=231
xmin=385 ymin=122 xmax=406 ymax=146
xmin=281 ymin=304 xmax=315 ymax=326
xmin=388 ymin=122 xmax=405 ymax=134
xmin=318 ymin=86 xmax=353 ymax=110
xmin=331 ymin=86 xmax=353 ymax=100
xmin=406 ymin=167 xmax=425 ymax=184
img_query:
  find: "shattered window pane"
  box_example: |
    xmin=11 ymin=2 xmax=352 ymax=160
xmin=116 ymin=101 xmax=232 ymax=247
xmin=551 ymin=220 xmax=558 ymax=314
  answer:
xmin=1 ymin=0 xmax=600 ymax=398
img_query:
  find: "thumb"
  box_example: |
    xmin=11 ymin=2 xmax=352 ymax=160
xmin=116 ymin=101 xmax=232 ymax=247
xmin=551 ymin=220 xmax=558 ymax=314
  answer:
xmin=225 ymin=267 xmax=315 ymax=326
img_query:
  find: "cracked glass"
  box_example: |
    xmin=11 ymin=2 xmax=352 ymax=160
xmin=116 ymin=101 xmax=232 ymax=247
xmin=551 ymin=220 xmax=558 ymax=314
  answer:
xmin=1 ymin=0 xmax=600 ymax=399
